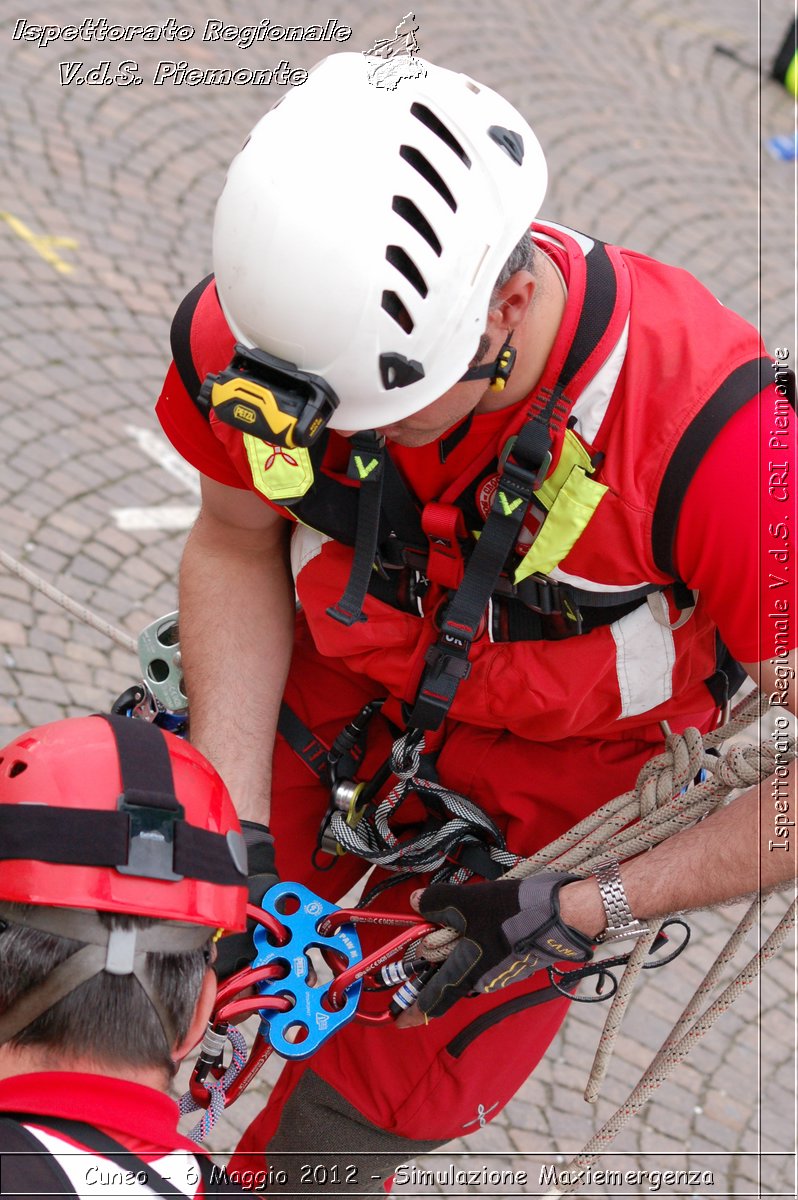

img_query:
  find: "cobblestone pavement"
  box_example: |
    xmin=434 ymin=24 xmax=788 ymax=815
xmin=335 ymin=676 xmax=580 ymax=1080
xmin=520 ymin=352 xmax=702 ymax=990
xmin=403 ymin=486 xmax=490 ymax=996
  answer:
xmin=1 ymin=0 xmax=796 ymax=1195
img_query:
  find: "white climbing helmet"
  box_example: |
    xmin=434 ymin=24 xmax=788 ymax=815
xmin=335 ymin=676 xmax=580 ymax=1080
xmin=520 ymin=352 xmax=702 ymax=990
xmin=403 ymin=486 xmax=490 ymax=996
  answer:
xmin=212 ymin=52 xmax=547 ymax=432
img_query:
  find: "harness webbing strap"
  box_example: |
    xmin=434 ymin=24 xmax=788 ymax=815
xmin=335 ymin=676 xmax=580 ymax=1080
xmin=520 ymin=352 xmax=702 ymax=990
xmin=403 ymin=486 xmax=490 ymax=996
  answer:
xmin=405 ymin=240 xmax=622 ymax=728
xmin=557 ymin=236 xmax=618 ymax=391
xmin=277 ymin=702 xmax=330 ymax=783
xmin=327 ymin=433 xmax=387 ymax=625
xmin=651 ymin=356 xmax=774 ymax=576
xmin=408 ymin=417 xmax=548 ymax=731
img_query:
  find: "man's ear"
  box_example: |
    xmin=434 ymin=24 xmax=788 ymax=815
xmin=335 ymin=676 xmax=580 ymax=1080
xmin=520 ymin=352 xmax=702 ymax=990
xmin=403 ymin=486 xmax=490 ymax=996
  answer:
xmin=488 ymin=270 xmax=537 ymax=333
xmin=172 ymin=966 xmax=217 ymax=1063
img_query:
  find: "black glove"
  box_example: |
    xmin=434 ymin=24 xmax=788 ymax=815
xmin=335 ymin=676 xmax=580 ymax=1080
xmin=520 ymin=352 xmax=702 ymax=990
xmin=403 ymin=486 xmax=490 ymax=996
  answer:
xmin=214 ymin=820 xmax=279 ymax=980
xmin=413 ymin=872 xmax=593 ymax=1019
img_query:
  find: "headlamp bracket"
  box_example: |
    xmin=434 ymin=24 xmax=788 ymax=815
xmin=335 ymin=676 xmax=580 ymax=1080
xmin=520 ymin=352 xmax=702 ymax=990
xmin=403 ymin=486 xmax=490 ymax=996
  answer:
xmin=117 ymin=792 xmax=184 ymax=882
xmin=198 ymin=344 xmax=339 ymax=449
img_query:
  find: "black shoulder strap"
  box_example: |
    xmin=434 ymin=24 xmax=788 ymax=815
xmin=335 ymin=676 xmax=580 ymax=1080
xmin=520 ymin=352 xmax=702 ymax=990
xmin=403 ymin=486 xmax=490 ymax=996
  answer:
xmin=557 ymin=234 xmax=618 ymax=394
xmin=0 ymin=1117 xmax=77 ymax=1198
xmin=171 ymin=273 xmax=215 ymax=402
xmin=0 ymin=1114 xmax=248 ymax=1197
xmin=651 ymin=356 xmax=774 ymax=576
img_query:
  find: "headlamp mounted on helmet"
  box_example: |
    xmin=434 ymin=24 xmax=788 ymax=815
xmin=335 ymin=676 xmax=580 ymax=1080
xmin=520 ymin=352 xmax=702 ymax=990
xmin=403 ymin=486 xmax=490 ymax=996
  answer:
xmin=198 ymin=344 xmax=339 ymax=450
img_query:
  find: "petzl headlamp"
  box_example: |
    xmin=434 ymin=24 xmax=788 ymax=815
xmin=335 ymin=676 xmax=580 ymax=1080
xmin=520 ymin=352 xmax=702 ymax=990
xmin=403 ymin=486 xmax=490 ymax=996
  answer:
xmin=198 ymin=344 xmax=339 ymax=449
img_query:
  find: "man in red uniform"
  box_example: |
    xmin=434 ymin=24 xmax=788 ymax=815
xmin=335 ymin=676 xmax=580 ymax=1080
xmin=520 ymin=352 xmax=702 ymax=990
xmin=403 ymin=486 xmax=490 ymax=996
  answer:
xmin=0 ymin=715 xmax=250 ymax=1197
xmin=155 ymin=52 xmax=797 ymax=1191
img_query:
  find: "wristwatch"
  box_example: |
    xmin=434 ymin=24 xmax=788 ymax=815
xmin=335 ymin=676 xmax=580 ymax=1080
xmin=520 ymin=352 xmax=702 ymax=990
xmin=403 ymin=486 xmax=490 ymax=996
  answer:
xmin=592 ymin=859 xmax=650 ymax=944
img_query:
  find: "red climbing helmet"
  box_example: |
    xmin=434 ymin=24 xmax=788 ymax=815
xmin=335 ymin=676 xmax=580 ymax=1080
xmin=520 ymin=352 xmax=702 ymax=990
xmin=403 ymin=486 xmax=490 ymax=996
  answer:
xmin=0 ymin=715 xmax=247 ymax=931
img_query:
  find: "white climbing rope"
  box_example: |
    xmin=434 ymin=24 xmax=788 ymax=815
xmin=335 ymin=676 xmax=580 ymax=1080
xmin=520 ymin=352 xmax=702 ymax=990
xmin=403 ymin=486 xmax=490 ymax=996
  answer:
xmin=0 ymin=547 xmax=137 ymax=654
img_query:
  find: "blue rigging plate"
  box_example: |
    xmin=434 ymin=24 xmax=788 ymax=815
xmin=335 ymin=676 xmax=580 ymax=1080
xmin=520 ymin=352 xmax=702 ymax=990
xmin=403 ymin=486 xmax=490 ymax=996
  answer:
xmin=252 ymin=882 xmax=363 ymax=1059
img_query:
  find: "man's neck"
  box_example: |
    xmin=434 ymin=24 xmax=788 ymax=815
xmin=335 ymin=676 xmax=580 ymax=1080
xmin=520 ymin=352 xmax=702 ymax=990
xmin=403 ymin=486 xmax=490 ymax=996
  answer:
xmin=0 ymin=1044 xmax=170 ymax=1091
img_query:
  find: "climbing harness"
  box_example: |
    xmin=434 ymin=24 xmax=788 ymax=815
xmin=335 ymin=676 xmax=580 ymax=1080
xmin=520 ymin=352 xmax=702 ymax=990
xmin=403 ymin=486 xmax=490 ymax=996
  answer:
xmin=169 ymin=234 xmax=773 ymax=888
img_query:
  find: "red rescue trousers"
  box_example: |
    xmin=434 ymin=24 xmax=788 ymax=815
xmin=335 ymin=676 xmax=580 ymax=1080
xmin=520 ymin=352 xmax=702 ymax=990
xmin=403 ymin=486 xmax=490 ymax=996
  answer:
xmin=233 ymin=615 xmax=714 ymax=1152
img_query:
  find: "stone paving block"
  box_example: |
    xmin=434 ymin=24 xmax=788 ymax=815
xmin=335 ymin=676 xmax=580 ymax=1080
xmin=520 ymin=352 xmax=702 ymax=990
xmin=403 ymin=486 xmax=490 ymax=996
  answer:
xmin=0 ymin=663 xmax=21 ymax=695
xmin=6 ymin=645 xmax=54 ymax=676
xmin=0 ymin=575 xmax=31 ymax=605
xmin=0 ymin=619 xmax=29 ymax=648
xmin=13 ymin=697 xmax=71 ymax=727
xmin=15 ymin=671 xmax=70 ymax=705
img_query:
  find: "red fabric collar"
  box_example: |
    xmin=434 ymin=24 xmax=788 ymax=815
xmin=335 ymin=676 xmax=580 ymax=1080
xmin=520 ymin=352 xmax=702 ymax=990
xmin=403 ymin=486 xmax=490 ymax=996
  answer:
xmin=0 ymin=1071 xmax=197 ymax=1157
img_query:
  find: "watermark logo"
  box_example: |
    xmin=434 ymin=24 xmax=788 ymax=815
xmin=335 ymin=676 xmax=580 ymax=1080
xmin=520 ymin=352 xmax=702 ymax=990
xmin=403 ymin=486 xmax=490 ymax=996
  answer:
xmin=363 ymin=12 xmax=426 ymax=90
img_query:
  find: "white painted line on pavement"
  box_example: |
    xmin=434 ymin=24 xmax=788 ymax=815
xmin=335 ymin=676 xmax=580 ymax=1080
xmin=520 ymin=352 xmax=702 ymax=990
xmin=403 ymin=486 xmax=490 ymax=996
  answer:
xmin=124 ymin=424 xmax=201 ymax=494
xmin=113 ymin=426 xmax=201 ymax=529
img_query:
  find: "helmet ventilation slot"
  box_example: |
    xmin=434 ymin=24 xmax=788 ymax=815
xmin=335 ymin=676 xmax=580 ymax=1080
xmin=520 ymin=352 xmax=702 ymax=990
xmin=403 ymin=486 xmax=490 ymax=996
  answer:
xmin=381 ymin=291 xmax=414 ymax=334
xmin=399 ymin=145 xmax=457 ymax=211
xmin=391 ymin=196 xmax=442 ymax=256
xmin=386 ymin=245 xmax=428 ymax=297
xmin=410 ymin=103 xmax=471 ymax=168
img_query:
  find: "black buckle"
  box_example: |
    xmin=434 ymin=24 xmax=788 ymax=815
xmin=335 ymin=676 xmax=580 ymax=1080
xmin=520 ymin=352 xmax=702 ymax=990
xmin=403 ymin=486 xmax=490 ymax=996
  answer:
xmin=496 ymin=457 xmax=536 ymax=503
xmin=408 ymin=640 xmax=472 ymax=730
xmin=117 ymin=792 xmax=184 ymax=882
xmin=515 ymin=574 xmax=583 ymax=633
xmin=424 ymin=642 xmax=472 ymax=681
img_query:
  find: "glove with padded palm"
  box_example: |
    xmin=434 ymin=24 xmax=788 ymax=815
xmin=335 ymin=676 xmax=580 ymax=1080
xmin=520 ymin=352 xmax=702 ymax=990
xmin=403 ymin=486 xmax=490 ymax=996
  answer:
xmin=413 ymin=872 xmax=593 ymax=1019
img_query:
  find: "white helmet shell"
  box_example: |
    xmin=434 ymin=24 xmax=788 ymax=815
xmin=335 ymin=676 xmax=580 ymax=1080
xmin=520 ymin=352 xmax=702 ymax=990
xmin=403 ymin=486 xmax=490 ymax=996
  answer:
xmin=212 ymin=53 xmax=547 ymax=432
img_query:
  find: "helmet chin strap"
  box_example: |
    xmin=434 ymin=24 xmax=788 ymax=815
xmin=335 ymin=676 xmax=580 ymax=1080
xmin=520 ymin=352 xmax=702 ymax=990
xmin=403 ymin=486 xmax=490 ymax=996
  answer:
xmin=459 ymin=331 xmax=517 ymax=392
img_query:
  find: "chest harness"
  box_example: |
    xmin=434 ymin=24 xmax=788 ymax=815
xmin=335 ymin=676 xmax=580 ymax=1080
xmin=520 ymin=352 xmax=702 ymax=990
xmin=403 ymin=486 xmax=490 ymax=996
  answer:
xmin=174 ymin=238 xmax=770 ymax=887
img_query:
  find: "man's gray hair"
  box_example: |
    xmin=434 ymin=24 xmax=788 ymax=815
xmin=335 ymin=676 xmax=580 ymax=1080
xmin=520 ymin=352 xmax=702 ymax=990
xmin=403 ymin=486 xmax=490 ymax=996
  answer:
xmin=491 ymin=228 xmax=536 ymax=306
xmin=468 ymin=230 xmax=536 ymax=369
xmin=0 ymin=904 xmax=210 ymax=1072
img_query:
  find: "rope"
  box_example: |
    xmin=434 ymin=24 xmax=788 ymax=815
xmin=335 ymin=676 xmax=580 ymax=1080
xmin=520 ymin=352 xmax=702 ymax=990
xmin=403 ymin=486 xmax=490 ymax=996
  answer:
xmin=179 ymin=1025 xmax=248 ymax=1144
xmin=582 ymin=923 xmax=662 ymax=1102
xmin=0 ymin=547 xmax=137 ymax=654
xmin=327 ymin=731 xmax=519 ymax=880
xmin=543 ymin=895 xmax=797 ymax=1198
xmin=418 ymin=688 xmax=796 ymax=1179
